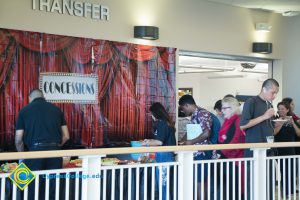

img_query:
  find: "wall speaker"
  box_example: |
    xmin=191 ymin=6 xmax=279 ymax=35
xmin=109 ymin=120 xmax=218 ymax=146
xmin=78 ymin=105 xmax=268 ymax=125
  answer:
xmin=252 ymin=42 xmax=272 ymax=54
xmin=134 ymin=26 xmax=159 ymax=40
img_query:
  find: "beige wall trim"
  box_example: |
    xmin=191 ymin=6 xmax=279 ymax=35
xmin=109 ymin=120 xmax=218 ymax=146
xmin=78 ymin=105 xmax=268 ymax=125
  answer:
xmin=1 ymin=142 xmax=300 ymax=161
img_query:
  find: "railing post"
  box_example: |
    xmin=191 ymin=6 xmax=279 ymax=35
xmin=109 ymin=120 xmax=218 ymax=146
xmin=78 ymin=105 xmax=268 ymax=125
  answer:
xmin=252 ymin=148 xmax=268 ymax=200
xmin=177 ymin=151 xmax=194 ymax=200
xmin=80 ymin=155 xmax=104 ymax=200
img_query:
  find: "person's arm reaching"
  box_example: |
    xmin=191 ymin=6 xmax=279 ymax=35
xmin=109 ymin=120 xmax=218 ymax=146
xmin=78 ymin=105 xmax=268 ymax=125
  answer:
xmin=142 ymin=121 xmax=167 ymax=146
xmin=142 ymin=139 xmax=163 ymax=146
xmin=15 ymin=130 xmax=24 ymax=152
xmin=183 ymin=109 xmax=212 ymax=145
xmin=60 ymin=125 xmax=70 ymax=146
xmin=291 ymin=119 xmax=300 ymax=137
xmin=240 ymin=108 xmax=275 ymax=130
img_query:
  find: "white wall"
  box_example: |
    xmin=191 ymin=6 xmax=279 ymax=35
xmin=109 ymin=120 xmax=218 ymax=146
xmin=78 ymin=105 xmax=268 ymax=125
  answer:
xmin=178 ymin=73 xmax=263 ymax=111
xmin=1 ymin=0 xmax=300 ymax=114
xmin=277 ymin=16 xmax=300 ymax=115
xmin=0 ymin=0 xmax=283 ymax=58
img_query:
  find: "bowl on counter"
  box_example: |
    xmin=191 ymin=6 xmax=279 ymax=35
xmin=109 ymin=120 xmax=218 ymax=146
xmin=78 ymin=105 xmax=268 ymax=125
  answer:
xmin=130 ymin=141 xmax=142 ymax=147
xmin=130 ymin=141 xmax=142 ymax=160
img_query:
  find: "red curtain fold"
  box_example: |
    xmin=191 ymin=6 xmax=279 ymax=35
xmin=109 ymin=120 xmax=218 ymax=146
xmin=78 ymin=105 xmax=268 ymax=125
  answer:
xmin=103 ymin=60 xmax=139 ymax=140
xmin=0 ymin=28 xmax=176 ymax=151
xmin=159 ymin=48 xmax=176 ymax=71
xmin=0 ymin=29 xmax=18 ymax=151
xmin=114 ymin=42 xmax=158 ymax=61
xmin=94 ymin=60 xmax=118 ymax=100
xmin=64 ymin=38 xmax=93 ymax=65
xmin=93 ymin=40 xmax=113 ymax=65
xmin=0 ymin=47 xmax=37 ymax=151
xmin=9 ymin=30 xmax=76 ymax=53
xmin=0 ymin=29 xmax=10 ymax=55
xmin=0 ymin=29 xmax=17 ymax=90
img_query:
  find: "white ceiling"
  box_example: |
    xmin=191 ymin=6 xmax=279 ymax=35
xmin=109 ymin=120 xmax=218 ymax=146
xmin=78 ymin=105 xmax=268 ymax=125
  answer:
xmin=178 ymin=56 xmax=269 ymax=79
xmin=207 ymin=0 xmax=300 ymax=16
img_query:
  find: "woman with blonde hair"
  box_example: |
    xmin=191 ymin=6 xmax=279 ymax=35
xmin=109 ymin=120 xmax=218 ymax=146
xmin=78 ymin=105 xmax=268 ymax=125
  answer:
xmin=217 ymin=97 xmax=245 ymax=199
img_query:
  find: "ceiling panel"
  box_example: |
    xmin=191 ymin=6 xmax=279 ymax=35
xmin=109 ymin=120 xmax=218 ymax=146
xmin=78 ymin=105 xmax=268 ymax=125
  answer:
xmin=207 ymin=0 xmax=300 ymax=15
xmin=178 ymin=55 xmax=269 ymax=79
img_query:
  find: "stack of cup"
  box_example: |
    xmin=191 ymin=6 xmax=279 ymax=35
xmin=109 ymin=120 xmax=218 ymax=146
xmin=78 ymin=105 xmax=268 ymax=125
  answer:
xmin=130 ymin=141 xmax=142 ymax=160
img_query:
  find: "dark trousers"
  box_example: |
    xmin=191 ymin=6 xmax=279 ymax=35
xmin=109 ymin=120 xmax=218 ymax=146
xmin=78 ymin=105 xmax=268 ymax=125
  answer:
xmin=23 ymin=145 xmax=62 ymax=200
xmin=155 ymin=152 xmax=174 ymax=200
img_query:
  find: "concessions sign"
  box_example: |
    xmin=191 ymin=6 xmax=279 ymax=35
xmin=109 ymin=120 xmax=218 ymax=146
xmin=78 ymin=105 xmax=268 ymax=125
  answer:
xmin=39 ymin=73 xmax=98 ymax=104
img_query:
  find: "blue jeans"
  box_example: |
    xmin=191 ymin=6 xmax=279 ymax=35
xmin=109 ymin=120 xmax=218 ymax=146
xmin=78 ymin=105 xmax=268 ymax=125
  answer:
xmin=155 ymin=152 xmax=174 ymax=200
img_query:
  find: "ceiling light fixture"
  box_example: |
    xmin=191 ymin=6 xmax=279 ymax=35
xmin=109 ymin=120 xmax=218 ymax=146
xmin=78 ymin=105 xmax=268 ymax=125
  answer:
xmin=179 ymin=65 xmax=235 ymax=71
xmin=240 ymin=69 xmax=268 ymax=74
xmin=178 ymin=69 xmax=223 ymax=74
xmin=207 ymin=75 xmax=244 ymax=79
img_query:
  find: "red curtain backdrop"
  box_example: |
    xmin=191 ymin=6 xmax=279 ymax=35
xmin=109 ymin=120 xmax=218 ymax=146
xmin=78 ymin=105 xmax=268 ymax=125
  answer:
xmin=0 ymin=28 xmax=176 ymax=151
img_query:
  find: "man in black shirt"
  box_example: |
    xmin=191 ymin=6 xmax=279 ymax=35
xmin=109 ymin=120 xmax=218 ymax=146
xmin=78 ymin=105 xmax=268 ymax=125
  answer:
xmin=240 ymin=78 xmax=279 ymax=155
xmin=15 ymin=89 xmax=70 ymax=200
xmin=240 ymin=78 xmax=279 ymax=200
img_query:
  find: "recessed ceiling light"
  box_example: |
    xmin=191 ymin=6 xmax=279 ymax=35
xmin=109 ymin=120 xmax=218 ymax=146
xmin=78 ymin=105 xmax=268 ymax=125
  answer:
xmin=207 ymin=75 xmax=245 ymax=79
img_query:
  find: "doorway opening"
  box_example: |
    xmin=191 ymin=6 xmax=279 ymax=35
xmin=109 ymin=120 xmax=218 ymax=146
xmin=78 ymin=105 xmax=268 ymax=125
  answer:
xmin=178 ymin=51 xmax=273 ymax=111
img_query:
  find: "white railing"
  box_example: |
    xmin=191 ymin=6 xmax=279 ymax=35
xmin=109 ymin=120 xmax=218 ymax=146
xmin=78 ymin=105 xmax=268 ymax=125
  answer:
xmin=100 ymin=162 xmax=178 ymax=200
xmin=193 ymin=157 xmax=254 ymax=200
xmin=1 ymin=142 xmax=300 ymax=200
xmin=0 ymin=167 xmax=83 ymax=200
xmin=266 ymin=155 xmax=300 ymax=200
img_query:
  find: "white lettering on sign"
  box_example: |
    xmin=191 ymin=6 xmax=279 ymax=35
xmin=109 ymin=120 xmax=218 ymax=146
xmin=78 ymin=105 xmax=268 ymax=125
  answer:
xmin=39 ymin=73 xmax=99 ymax=104
xmin=40 ymin=0 xmax=51 ymax=12
xmin=74 ymin=2 xmax=83 ymax=17
xmin=62 ymin=0 xmax=74 ymax=15
xmin=32 ymin=0 xmax=109 ymax=21
xmin=51 ymin=0 xmax=62 ymax=13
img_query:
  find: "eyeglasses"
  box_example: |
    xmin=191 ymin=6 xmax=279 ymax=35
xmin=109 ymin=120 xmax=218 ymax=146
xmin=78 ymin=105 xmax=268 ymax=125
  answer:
xmin=221 ymin=107 xmax=231 ymax=110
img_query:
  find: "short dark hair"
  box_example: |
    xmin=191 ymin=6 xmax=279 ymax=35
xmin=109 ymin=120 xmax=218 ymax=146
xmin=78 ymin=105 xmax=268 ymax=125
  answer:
xmin=282 ymin=97 xmax=293 ymax=105
xmin=214 ymin=99 xmax=222 ymax=111
xmin=262 ymin=78 xmax=279 ymax=89
xmin=224 ymin=94 xmax=235 ymax=98
xmin=178 ymin=95 xmax=196 ymax=106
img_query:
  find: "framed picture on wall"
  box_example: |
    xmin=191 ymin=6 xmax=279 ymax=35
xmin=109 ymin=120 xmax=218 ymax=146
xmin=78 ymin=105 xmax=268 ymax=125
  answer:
xmin=178 ymin=88 xmax=193 ymax=98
